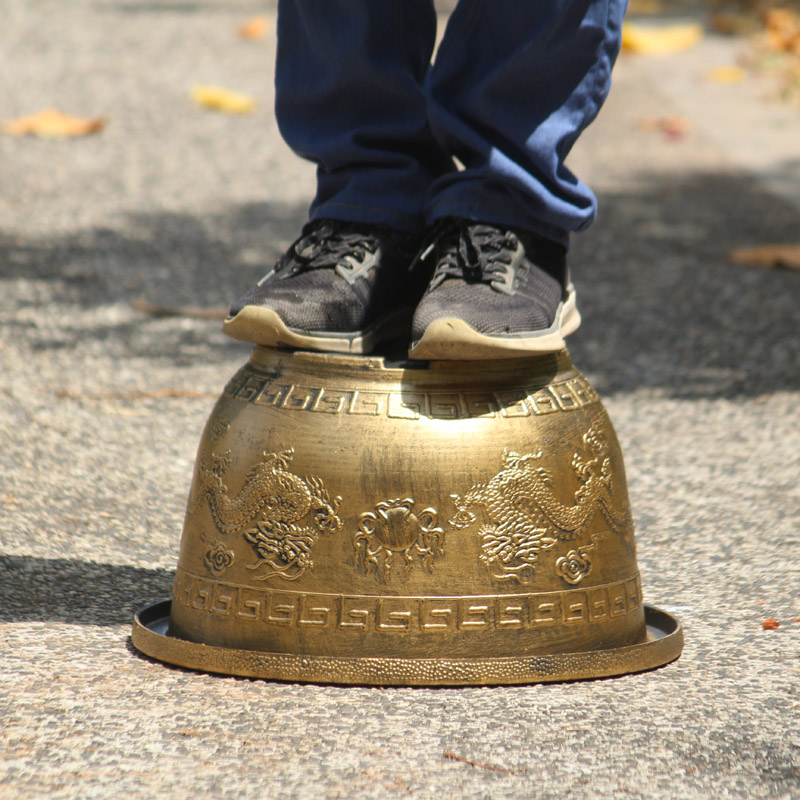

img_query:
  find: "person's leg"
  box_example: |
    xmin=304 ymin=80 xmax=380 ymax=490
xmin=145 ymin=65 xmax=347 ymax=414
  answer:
xmin=408 ymin=0 xmax=627 ymax=359
xmin=275 ymin=0 xmax=451 ymax=233
xmin=225 ymin=0 xmax=449 ymax=353
xmin=424 ymin=0 xmax=627 ymax=244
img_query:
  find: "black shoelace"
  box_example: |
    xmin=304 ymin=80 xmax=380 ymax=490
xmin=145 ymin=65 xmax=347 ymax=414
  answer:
xmin=421 ymin=220 xmax=524 ymax=291
xmin=279 ymin=221 xmax=381 ymax=275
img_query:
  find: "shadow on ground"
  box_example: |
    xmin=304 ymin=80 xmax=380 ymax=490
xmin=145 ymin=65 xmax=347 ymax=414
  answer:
xmin=0 ymin=199 xmax=307 ymax=363
xmin=570 ymin=169 xmax=800 ymax=397
xmin=0 ymin=555 xmax=173 ymax=626
xmin=2 ymin=169 xmax=799 ymax=396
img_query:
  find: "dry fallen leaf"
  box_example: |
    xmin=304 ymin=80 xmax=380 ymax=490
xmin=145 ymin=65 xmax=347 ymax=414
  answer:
xmin=638 ymin=115 xmax=691 ymax=140
xmin=622 ymin=22 xmax=704 ymax=56
xmin=762 ymin=618 xmax=780 ymax=630
xmin=443 ymin=751 xmax=526 ymax=776
xmin=761 ymin=8 xmax=800 ymax=73
xmin=711 ymin=12 xmax=759 ymax=37
xmin=191 ymin=85 xmax=256 ymax=114
xmin=130 ymin=298 xmax=227 ymax=320
xmin=3 ymin=109 xmax=106 ymax=139
xmin=56 ymin=388 xmax=217 ymax=401
xmin=764 ymin=8 xmax=800 ymax=54
xmin=729 ymin=245 xmax=800 ymax=270
xmin=626 ymin=0 xmax=664 ymax=14
xmin=238 ymin=16 xmax=269 ymax=40
xmin=709 ymin=65 xmax=746 ymax=84
xmin=748 ymin=6 xmax=800 ymax=105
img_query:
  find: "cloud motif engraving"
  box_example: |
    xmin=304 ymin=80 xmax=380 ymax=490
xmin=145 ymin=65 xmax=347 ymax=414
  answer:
xmin=204 ymin=542 xmax=235 ymax=576
xmin=555 ymin=549 xmax=592 ymax=585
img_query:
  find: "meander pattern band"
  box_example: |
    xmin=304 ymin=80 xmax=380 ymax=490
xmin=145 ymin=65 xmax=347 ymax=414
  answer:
xmin=132 ymin=601 xmax=683 ymax=686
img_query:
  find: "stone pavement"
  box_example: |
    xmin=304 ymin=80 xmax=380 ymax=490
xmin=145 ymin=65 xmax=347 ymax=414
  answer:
xmin=1 ymin=2 xmax=798 ymax=798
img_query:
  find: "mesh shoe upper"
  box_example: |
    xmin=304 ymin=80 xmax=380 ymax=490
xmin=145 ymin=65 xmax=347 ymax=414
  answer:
xmin=227 ymin=219 xmax=425 ymax=337
xmin=411 ymin=219 xmax=568 ymax=341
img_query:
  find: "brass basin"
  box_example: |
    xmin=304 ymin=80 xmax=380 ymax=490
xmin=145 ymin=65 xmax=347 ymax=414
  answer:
xmin=132 ymin=347 xmax=682 ymax=685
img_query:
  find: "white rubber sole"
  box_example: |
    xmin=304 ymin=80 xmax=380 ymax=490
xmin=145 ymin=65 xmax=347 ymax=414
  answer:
xmin=407 ymin=289 xmax=581 ymax=360
xmin=222 ymin=306 xmax=411 ymax=354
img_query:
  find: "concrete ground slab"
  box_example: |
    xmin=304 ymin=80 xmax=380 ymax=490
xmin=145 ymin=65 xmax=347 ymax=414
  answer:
xmin=1 ymin=3 xmax=798 ymax=799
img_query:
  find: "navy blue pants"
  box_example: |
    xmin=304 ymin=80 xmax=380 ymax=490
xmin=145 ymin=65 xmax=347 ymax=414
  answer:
xmin=276 ymin=0 xmax=627 ymax=245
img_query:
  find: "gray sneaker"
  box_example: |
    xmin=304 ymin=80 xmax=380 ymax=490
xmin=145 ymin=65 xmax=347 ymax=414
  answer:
xmin=408 ymin=219 xmax=580 ymax=360
xmin=224 ymin=219 xmax=426 ymax=354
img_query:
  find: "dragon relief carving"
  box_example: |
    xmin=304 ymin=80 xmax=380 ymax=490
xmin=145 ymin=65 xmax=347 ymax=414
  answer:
xmin=449 ymin=417 xmax=632 ymax=585
xmin=188 ymin=448 xmax=342 ymax=581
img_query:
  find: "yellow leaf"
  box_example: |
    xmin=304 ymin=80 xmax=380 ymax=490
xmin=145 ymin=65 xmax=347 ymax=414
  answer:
xmin=729 ymin=245 xmax=800 ymax=270
xmin=2 ymin=108 xmax=106 ymax=139
xmin=238 ymin=16 xmax=269 ymax=40
xmin=622 ymin=22 xmax=704 ymax=56
xmin=191 ymin=86 xmax=256 ymax=114
xmin=709 ymin=65 xmax=745 ymax=84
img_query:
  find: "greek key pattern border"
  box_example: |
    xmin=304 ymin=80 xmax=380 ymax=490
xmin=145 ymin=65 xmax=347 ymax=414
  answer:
xmin=223 ymin=368 xmax=600 ymax=420
xmin=174 ymin=568 xmax=642 ymax=634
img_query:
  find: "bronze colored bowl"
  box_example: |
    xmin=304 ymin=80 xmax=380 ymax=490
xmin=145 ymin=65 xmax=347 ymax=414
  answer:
xmin=132 ymin=347 xmax=682 ymax=685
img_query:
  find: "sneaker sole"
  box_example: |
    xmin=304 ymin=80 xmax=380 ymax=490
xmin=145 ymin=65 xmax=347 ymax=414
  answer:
xmin=223 ymin=306 xmax=411 ymax=354
xmin=407 ymin=289 xmax=580 ymax=360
